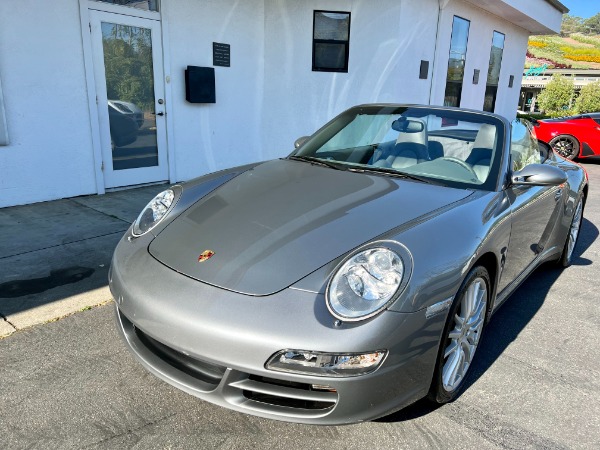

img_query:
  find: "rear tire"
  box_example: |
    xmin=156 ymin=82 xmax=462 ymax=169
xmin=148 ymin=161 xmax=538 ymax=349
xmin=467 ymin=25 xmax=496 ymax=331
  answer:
xmin=428 ymin=266 xmax=490 ymax=404
xmin=549 ymin=135 xmax=580 ymax=160
xmin=558 ymin=196 xmax=584 ymax=267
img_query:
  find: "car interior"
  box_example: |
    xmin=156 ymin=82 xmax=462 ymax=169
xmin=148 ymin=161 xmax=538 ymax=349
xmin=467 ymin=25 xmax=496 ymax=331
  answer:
xmin=302 ymin=111 xmax=503 ymax=187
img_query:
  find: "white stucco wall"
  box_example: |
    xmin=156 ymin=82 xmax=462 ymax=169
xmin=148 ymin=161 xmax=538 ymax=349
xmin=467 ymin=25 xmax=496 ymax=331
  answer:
xmin=162 ymin=0 xmax=265 ymax=183
xmin=260 ymin=0 xmax=440 ymax=155
xmin=492 ymin=30 xmax=529 ymax=120
xmin=430 ymin=0 xmax=530 ymax=120
xmin=463 ymin=0 xmax=564 ymax=34
xmin=0 ymin=0 xmax=96 ymax=208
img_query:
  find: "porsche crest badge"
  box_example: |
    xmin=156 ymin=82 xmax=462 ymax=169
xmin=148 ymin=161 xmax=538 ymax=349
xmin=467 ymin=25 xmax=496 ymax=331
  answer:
xmin=198 ymin=250 xmax=215 ymax=262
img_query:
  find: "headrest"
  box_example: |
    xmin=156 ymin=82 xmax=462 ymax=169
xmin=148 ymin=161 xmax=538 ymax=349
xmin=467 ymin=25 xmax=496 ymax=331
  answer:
xmin=473 ymin=123 xmax=497 ymax=150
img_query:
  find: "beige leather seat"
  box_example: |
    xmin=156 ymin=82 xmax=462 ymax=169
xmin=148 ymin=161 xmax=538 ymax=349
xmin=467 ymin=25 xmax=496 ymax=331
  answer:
xmin=466 ymin=124 xmax=497 ymax=182
xmin=373 ymin=142 xmax=430 ymax=169
xmin=372 ymin=118 xmax=430 ymax=169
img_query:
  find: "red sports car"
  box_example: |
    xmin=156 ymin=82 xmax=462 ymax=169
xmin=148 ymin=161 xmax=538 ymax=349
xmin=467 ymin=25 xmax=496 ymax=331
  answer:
xmin=533 ymin=113 xmax=600 ymax=160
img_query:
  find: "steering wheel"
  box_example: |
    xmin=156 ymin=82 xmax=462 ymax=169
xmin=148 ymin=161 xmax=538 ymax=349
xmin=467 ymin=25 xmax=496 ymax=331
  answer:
xmin=438 ymin=156 xmax=479 ymax=181
xmin=439 ymin=157 xmax=479 ymax=179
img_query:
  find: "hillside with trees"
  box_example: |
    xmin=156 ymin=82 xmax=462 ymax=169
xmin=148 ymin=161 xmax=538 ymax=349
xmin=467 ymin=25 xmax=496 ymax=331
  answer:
xmin=526 ymin=13 xmax=600 ymax=69
xmin=523 ymin=13 xmax=600 ymax=117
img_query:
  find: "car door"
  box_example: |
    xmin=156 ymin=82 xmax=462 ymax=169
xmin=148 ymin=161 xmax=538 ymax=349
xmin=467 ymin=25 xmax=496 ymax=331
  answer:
xmin=497 ymin=120 xmax=564 ymax=293
xmin=580 ymin=115 xmax=600 ymax=155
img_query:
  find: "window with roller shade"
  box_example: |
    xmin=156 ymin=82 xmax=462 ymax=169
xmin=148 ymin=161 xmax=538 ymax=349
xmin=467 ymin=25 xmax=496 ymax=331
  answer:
xmin=313 ymin=11 xmax=351 ymax=72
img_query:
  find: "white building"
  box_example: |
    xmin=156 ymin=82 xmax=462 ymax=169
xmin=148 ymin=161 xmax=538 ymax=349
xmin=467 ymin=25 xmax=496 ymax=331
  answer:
xmin=0 ymin=0 xmax=565 ymax=208
xmin=521 ymin=68 xmax=600 ymax=112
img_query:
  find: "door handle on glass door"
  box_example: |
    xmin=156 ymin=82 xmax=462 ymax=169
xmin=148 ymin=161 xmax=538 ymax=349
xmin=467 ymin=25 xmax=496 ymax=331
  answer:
xmin=156 ymin=112 xmax=165 ymax=116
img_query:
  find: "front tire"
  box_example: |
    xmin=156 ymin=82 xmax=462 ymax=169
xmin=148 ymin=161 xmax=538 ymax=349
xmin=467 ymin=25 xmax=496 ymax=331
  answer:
xmin=558 ymin=196 xmax=584 ymax=267
xmin=549 ymin=135 xmax=580 ymax=160
xmin=428 ymin=266 xmax=490 ymax=404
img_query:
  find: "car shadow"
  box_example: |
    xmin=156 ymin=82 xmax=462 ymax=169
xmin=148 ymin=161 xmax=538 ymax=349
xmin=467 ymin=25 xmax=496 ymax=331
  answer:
xmin=0 ymin=185 xmax=168 ymax=319
xmin=577 ymin=158 xmax=600 ymax=165
xmin=0 ymin=267 xmax=95 ymax=298
xmin=378 ymin=217 xmax=598 ymax=423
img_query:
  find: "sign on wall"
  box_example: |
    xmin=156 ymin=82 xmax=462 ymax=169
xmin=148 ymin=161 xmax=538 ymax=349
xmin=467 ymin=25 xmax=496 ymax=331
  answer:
xmin=213 ymin=42 xmax=231 ymax=67
xmin=0 ymin=74 xmax=8 ymax=146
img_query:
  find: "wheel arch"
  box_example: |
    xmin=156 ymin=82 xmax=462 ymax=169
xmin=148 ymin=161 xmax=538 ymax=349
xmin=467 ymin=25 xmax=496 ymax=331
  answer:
xmin=556 ymin=132 xmax=580 ymax=142
xmin=470 ymin=251 xmax=499 ymax=321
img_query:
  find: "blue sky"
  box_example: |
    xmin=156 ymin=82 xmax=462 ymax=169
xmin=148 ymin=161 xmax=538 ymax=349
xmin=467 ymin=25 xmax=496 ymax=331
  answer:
xmin=560 ymin=0 xmax=599 ymax=18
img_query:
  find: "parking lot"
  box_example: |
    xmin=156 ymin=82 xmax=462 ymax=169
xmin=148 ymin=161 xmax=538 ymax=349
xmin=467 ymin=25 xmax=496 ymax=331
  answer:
xmin=1 ymin=163 xmax=599 ymax=449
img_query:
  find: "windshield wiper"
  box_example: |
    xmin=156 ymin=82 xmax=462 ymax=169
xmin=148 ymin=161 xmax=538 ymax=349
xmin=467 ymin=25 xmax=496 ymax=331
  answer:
xmin=347 ymin=166 xmax=440 ymax=185
xmin=287 ymin=155 xmax=346 ymax=171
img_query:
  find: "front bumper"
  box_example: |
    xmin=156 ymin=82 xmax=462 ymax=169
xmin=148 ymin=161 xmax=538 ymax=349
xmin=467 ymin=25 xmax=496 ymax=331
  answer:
xmin=110 ymin=233 xmax=445 ymax=424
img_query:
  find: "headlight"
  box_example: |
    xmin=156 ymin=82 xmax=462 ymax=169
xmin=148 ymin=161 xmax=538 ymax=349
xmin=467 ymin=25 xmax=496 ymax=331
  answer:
xmin=327 ymin=246 xmax=408 ymax=321
xmin=266 ymin=350 xmax=387 ymax=377
xmin=132 ymin=188 xmax=177 ymax=236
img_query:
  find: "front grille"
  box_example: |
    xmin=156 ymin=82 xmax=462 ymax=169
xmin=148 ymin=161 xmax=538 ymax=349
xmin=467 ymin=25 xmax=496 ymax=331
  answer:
xmin=229 ymin=375 xmax=338 ymax=412
xmin=119 ymin=310 xmax=338 ymax=418
xmin=129 ymin=319 xmax=226 ymax=388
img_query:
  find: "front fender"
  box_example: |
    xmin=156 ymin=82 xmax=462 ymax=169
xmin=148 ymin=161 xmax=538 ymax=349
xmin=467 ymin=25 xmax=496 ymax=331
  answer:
xmin=384 ymin=191 xmax=510 ymax=313
xmin=291 ymin=191 xmax=511 ymax=314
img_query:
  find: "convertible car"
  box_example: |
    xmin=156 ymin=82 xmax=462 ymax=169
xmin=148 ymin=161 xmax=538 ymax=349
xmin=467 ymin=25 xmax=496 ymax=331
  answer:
xmin=534 ymin=113 xmax=600 ymax=160
xmin=110 ymin=104 xmax=587 ymax=425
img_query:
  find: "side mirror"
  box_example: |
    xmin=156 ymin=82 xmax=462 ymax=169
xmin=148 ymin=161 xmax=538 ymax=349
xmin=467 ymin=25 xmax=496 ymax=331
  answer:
xmin=294 ymin=136 xmax=310 ymax=149
xmin=512 ymin=163 xmax=567 ymax=186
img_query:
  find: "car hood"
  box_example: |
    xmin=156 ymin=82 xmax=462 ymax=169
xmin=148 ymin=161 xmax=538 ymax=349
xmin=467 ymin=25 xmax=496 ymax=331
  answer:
xmin=149 ymin=159 xmax=473 ymax=295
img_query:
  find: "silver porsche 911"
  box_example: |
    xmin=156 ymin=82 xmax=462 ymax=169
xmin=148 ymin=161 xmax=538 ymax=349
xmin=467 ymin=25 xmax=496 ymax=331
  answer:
xmin=110 ymin=104 xmax=587 ymax=425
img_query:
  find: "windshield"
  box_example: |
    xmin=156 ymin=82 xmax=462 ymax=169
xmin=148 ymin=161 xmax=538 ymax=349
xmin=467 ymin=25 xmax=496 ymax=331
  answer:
xmin=291 ymin=105 xmax=505 ymax=191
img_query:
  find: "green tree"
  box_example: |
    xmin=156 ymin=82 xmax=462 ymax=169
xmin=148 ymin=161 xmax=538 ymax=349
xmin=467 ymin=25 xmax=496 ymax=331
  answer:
xmin=561 ymin=14 xmax=584 ymax=36
xmin=583 ymin=13 xmax=600 ymax=35
xmin=102 ymin=24 xmax=154 ymax=111
xmin=575 ymin=81 xmax=600 ymax=113
xmin=537 ymin=74 xmax=575 ymax=117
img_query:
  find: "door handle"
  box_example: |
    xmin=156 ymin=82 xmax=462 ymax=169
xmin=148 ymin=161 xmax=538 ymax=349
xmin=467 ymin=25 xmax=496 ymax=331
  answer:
xmin=554 ymin=188 xmax=562 ymax=201
xmin=156 ymin=111 xmax=165 ymax=116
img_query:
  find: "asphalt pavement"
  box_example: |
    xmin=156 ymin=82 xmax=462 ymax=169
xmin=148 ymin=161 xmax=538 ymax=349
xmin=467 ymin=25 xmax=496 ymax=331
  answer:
xmin=1 ymin=164 xmax=599 ymax=449
xmin=0 ymin=183 xmax=167 ymax=336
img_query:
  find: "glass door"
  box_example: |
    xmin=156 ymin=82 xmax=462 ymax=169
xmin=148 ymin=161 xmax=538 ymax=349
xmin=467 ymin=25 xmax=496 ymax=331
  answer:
xmin=89 ymin=10 xmax=168 ymax=188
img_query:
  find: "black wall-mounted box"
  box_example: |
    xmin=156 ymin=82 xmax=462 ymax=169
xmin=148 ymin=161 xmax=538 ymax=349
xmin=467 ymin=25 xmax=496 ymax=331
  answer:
xmin=419 ymin=60 xmax=429 ymax=80
xmin=185 ymin=66 xmax=216 ymax=103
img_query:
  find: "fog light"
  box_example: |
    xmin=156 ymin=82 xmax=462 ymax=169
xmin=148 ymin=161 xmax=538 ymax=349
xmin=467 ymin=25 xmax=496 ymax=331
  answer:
xmin=265 ymin=350 xmax=386 ymax=377
xmin=311 ymin=384 xmax=336 ymax=392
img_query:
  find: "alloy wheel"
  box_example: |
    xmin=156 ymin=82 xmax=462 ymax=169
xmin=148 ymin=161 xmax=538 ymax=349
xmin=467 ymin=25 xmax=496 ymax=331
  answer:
xmin=442 ymin=277 xmax=487 ymax=392
xmin=550 ymin=135 xmax=579 ymax=160
xmin=566 ymin=199 xmax=583 ymax=261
